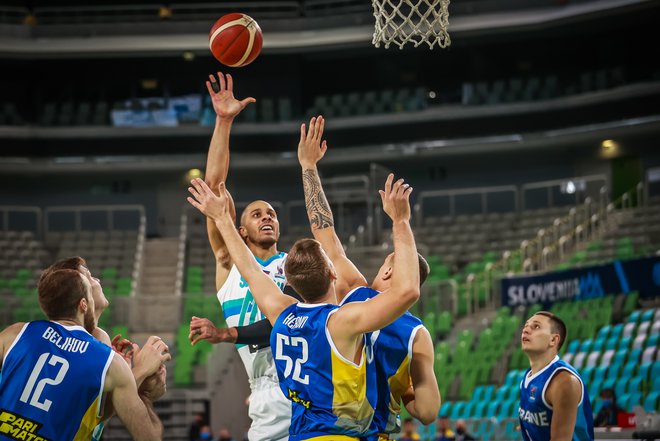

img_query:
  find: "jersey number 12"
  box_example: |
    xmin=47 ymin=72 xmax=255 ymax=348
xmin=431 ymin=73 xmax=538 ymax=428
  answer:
xmin=20 ymin=352 xmax=70 ymax=412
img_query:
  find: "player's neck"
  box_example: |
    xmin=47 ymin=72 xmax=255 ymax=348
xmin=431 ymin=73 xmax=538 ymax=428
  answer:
xmin=248 ymin=243 xmax=278 ymax=261
xmin=54 ymin=317 xmax=84 ymax=328
xmin=527 ymin=350 xmax=558 ymax=375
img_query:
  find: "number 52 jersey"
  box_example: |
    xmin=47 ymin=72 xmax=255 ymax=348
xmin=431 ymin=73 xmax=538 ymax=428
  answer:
xmin=271 ymin=298 xmax=378 ymax=441
xmin=0 ymin=320 xmax=114 ymax=441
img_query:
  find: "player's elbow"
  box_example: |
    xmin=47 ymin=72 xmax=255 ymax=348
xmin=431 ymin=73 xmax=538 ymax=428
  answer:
xmin=403 ymin=286 xmax=421 ymax=305
xmin=417 ymin=411 xmax=437 ymax=426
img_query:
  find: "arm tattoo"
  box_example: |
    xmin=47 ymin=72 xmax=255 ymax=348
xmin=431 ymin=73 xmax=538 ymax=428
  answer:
xmin=302 ymin=168 xmax=334 ymax=230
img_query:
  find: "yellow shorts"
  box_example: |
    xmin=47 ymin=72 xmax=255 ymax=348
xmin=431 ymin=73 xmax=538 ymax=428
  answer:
xmin=378 ymin=435 xmax=391 ymax=441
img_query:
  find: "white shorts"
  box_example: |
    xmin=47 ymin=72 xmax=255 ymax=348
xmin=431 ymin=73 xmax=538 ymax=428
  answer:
xmin=248 ymin=377 xmax=291 ymax=441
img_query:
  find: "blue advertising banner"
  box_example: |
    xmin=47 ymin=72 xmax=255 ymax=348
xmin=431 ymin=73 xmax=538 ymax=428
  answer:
xmin=500 ymin=255 xmax=660 ymax=308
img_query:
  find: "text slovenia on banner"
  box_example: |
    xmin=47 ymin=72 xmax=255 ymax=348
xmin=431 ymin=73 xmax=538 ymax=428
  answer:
xmin=500 ymin=255 xmax=660 ymax=308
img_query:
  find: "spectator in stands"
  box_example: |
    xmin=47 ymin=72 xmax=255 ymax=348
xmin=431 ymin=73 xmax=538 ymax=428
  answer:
xmin=216 ymin=427 xmax=235 ymax=441
xmin=594 ymin=388 xmax=624 ymax=427
xmin=189 ymin=413 xmax=206 ymax=441
xmin=197 ymin=425 xmax=213 ymax=441
xmin=435 ymin=415 xmax=455 ymax=440
xmin=454 ymin=419 xmax=476 ymax=441
xmin=399 ymin=418 xmax=421 ymax=441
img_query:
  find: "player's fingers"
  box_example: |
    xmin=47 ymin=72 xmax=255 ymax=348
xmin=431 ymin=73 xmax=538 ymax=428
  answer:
xmin=320 ymin=140 xmax=328 ymax=155
xmin=384 ymin=173 xmax=394 ymax=194
xmin=308 ymin=117 xmax=316 ymax=137
xmin=161 ymin=352 xmax=172 ymax=363
xmin=226 ymin=73 xmax=233 ymax=91
xmin=404 ymin=186 xmax=413 ymax=200
xmin=299 ymin=123 xmax=306 ymax=142
xmin=396 ymin=182 xmax=410 ymax=197
xmin=240 ymin=97 xmax=256 ymax=107
xmin=313 ymin=115 xmax=323 ymax=141
xmin=378 ymin=189 xmax=386 ymax=204
xmin=187 ymin=197 xmax=203 ymax=210
xmin=392 ymin=178 xmax=404 ymax=196
xmin=218 ymin=72 xmax=226 ymax=91
xmin=187 ymin=187 xmax=201 ymax=201
xmin=191 ymin=334 xmax=204 ymax=346
xmin=111 ymin=334 xmax=122 ymax=345
xmin=205 ymin=81 xmax=215 ymax=96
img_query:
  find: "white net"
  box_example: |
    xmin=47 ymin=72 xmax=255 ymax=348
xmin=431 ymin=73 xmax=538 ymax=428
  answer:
xmin=372 ymin=0 xmax=451 ymax=50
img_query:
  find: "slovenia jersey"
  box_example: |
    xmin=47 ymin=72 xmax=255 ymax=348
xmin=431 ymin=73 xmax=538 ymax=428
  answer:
xmin=217 ymin=252 xmax=287 ymax=384
xmin=0 ymin=320 xmax=114 ymax=441
xmin=341 ymin=287 xmax=424 ymax=436
xmin=271 ymin=300 xmax=377 ymax=440
xmin=519 ymin=355 xmax=594 ymax=441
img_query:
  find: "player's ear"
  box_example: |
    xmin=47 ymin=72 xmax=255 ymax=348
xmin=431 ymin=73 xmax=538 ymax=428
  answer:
xmin=382 ymin=266 xmax=393 ymax=281
xmin=238 ymin=225 xmax=248 ymax=240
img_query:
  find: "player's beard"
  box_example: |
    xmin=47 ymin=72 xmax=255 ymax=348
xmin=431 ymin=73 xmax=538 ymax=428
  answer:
xmin=83 ymin=307 xmax=96 ymax=333
xmin=248 ymin=229 xmax=279 ymax=249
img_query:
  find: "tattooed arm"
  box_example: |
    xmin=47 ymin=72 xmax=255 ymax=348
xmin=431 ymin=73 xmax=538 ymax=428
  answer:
xmin=298 ymin=116 xmax=368 ymax=300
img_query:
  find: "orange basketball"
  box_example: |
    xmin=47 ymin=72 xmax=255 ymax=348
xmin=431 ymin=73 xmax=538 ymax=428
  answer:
xmin=209 ymin=13 xmax=263 ymax=68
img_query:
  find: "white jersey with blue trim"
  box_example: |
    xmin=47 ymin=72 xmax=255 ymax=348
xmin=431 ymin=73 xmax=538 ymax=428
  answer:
xmin=217 ymin=252 xmax=287 ymax=384
xmin=519 ymin=355 xmax=594 ymax=441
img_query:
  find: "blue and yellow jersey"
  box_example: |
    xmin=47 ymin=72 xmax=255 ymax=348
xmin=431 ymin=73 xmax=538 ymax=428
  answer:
xmin=519 ymin=355 xmax=594 ymax=441
xmin=341 ymin=287 xmax=424 ymax=436
xmin=271 ymin=299 xmax=378 ymax=441
xmin=0 ymin=320 xmax=114 ymax=441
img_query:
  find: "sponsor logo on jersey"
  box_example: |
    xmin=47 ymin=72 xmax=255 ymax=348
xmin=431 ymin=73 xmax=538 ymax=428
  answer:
xmin=529 ymin=386 xmax=537 ymax=402
xmin=0 ymin=409 xmax=51 ymax=441
xmin=288 ymin=389 xmax=312 ymax=409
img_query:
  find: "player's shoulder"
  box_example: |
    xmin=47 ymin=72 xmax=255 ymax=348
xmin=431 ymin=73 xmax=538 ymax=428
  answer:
xmin=339 ymin=286 xmax=378 ymax=305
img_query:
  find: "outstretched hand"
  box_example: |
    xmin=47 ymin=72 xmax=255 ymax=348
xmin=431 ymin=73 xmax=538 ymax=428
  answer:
xmin=298 ymin=115 xmax=327 ymax=169
xmin=189 ymin=316 xmax=236 ymax=345
xmin=206 ymin=72 xmax=256 ymax=121
xmin=379 ymin=173 xmax=413 ymax=223
xmin=187 ymin=178 xmax=232 ymax=221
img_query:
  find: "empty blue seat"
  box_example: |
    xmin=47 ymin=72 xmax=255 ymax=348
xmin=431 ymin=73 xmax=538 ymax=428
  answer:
xmin=615 ymin=378 xmax=629 ymax=398
xmin=581 ymin=366 xmax=595 ymax=383
xmin=605 ymin=337 xmax=618 ymax=350
xmin=597 ymin=325 xmax=611 ymax=340
xmin=473 ymin=401 xmax=487 ymax=418
xmin=483 ymin=384 xmax=495 ymax=400
xmin=592 ymin=338 xmax=605 ymax=352
xmin=628 ymin=348 xmax=642 ymax=364
xmin=439 ymin=401 xmax=452 ymax=416
xmin=580 ymin=339 xmax=593 ymax=353
xmin=628 ymin=310 xmax=641 ymax=323
xmin=589 ymin=379 xmax=603 ymax=400
xmin=462 ymin=401 xmax=475 ymax=418
xmin=593 ymin=366 xmax=607 ymax=383
xmin=450 ymin=401 xmax=464 ymax=419
xmin=622 ymin=361 xmax=637 ymax=378
xmin=619 ymin=336 xmax=632 ymax=349
xmin=472 ymin=385 xmax=485 ymax=401
xmin=646 ymin=334 xmax=659 ymax=348
xmin=614 ymin=349 xmax=628 ymax=365
xmin=485 ymin=400 xmax=500 ymax=417
xmin=641 ymin=309 xmax=654 ymax=322
xmin=607 ymin=363 xmax=622 ymax=379
xmin=610 ymin=323 xmax=624 ymax=338
xmin=628 ymin=376 xmax=644 ymax=394
xmin=567 ymin=339 xmax=581 ymax=354
xmin=643 ymin=391 xmax=659 ymax=413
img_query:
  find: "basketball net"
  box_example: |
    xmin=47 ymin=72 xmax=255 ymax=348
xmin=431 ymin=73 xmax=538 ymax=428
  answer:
xmin=372 ymin=0 xmax=451 ymax=49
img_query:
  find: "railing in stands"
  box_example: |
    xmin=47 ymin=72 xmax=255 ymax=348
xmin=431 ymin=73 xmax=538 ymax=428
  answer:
xmin=520 ymin=174 xmax=608 ymax=211
xmin=414 ymin=185 xmax=519 ymax=224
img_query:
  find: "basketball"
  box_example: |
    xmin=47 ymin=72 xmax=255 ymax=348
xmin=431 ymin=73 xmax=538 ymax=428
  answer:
xmin=209 ymin=13 xmax=263 ymax=68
